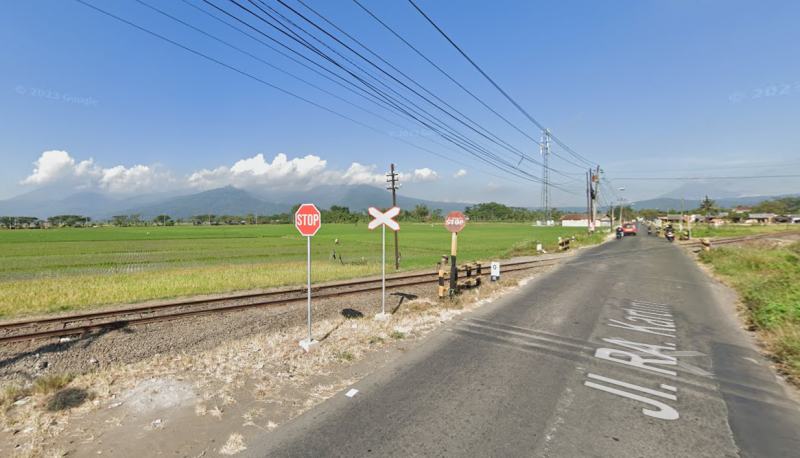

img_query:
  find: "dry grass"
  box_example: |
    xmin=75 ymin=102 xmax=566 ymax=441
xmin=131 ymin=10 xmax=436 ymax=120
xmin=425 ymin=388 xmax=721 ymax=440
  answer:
xmin=220 ymin=432 xmax=246 ymax=455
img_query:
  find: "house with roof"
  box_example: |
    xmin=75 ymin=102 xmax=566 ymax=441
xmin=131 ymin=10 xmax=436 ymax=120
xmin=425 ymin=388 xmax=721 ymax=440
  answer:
xmin=747 ymin=213 xmax=776 ymax=224
xmin=560 ymin=213 xmax=611 ymax=228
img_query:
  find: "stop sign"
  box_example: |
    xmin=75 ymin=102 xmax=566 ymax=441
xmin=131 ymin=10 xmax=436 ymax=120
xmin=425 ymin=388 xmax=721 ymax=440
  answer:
xmin=444 ymin=211 xmax=466 ymax=233
xmin=295 ymin=204 xmax=321 ymax=236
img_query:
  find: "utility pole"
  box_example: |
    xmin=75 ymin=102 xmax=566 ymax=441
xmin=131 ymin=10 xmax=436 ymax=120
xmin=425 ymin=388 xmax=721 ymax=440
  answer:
xmin=585 ymin=171 xmax=591 ymax=233
xmin=386 ymin=164 xmax=401 ymax=269
xmin=540 ymin=129 xmax=551 ymax=224
xmin=590 ymin=165 xmax=600 ymax=232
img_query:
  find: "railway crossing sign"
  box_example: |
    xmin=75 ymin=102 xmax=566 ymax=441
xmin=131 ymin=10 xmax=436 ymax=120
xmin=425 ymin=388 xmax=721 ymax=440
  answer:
xmin=295 ymin=203 xmax=321 ymax=352
xmin=295 ymin=204 xmax=321 ymax=236
xmin=368 ymin=207 xmax=401 ymax=231
xmin=368 ymin=207 xmax=401 ymax=319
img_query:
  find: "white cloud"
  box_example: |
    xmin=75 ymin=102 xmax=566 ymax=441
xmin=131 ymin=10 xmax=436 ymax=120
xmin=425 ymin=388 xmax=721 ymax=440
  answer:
xmin=405 ymin=167 xmax=439 ymax=182
xmin=19 ymin=150 xmax=439 ymax=195
xmin=21 ymin=150 xmax=175 ymax=195
xmin=21 ymin=150 xmax=99 ymax=185
xmin=340 ymin=163 xmax=384 ymax=186
xmin=453 ymin=169 xmax=467 ymax=179
xmin=486 ymin=182 xmax=502 ymax=190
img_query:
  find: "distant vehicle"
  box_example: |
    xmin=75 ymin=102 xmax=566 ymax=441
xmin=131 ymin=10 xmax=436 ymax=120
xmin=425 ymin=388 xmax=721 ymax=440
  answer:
xmin=621 ymin=223 xmax=637 ymax=236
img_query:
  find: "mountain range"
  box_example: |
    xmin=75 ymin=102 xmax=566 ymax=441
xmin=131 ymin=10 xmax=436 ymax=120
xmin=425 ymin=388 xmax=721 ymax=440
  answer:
xmin=1 ymin=182 xmax=794 ymax=221
xmin=0 ymin=184 xmax=473 ymax=221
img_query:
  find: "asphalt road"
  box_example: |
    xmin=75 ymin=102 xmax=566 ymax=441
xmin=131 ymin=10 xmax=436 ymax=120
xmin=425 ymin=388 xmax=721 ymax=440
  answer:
xmin=244 ymin=227 xmax=800 ymax=457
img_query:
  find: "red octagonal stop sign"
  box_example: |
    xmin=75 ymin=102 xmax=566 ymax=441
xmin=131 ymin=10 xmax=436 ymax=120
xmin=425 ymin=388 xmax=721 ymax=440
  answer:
xmin=444 ymin=211 xmax=466 ymax=233
xmin=295 ymin=204 xmax=321 ymax=236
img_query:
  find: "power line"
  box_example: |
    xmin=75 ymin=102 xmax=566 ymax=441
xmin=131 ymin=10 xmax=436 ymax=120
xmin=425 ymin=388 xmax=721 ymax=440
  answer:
xmin=222 ymin=0 xmax=558 ymax=184
xmin=203 ymin=0 xmax=538 ymax=181
xmin=71 ymin=0 xmax=522 ymax=184
xmin=245 ymin=0 xmax=546 ymax=178
xmin=405 ymin=0 xmax=598 ymax=170
xmin=348 ymin=0 xmax=543 ymax=149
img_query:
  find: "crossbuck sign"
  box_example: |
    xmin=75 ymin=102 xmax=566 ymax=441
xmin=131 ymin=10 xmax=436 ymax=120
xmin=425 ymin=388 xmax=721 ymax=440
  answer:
xmin=368 ymin=207 xmax=401 ymax=231
xmin=368 ymin=207 xmax=401 ymax=318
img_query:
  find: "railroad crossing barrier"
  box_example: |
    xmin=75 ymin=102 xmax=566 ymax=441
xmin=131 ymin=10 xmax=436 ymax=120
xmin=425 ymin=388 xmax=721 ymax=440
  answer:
xmin=439 ymin=262 xmax=482 ymax=299
xmin=558 ymin=237 xmax=570 ymax=251
xmin=700 ymin=238 xmax=712 ymax=251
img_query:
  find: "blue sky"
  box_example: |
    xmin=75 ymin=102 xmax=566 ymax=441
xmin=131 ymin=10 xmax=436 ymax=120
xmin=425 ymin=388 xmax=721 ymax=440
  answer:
xmin=1 ymin=0 xmax=798 ymax=209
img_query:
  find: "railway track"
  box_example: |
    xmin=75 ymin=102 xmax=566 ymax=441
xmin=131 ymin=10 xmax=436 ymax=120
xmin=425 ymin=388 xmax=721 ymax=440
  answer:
xmin=0 ymin=258 xmax=560 ymax=345
xmin=681 ymin=230 xmax=800 ymax=247
xmin=5 ymin=231 xmax=794 ymax=346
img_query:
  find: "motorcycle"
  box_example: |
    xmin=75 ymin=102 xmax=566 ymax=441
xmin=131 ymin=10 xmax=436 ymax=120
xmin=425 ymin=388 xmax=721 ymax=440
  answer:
xmin=665 ymin=229 xmax=675 ymax=243
xmin=615 ymin=228 xmax=623 ymax=239
xmin=647 ymin=227 xmax=653 ymax=236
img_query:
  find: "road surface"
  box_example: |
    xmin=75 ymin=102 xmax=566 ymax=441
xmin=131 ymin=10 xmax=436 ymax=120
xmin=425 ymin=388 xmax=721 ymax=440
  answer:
xmin=244 ymin=227 xmax=800 ymax=457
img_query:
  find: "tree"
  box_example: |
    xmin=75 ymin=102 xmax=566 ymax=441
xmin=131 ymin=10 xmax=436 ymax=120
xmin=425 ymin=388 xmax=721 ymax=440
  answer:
xmin=129 ymin=214 xmax=142 ymax=226
xmin=698 ymin=195 xmax=717 ymax=214
xmin=752 ymin=200 xmax=787 ymax=214
xmin=112 ymin=215 xmax=129 ymax=226
xmin=413 ymin=204 xmax=430 ymax=220
xmin=154 ymin=215 xmax=172 ymax=226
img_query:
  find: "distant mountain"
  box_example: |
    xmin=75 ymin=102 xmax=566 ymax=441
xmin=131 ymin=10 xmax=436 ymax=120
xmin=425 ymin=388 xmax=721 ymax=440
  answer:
xmin=630 ymin=193 xmax=800 ymax=212
xmin=248 ymin=184 xmax=470 ymax=214
xmin=101 ymin=186 xmax=289 ymax=220
xmin=0 ymin=189 xmax=119 ymax=218
xmin=657 ymin=183 xmax=741 ymax=200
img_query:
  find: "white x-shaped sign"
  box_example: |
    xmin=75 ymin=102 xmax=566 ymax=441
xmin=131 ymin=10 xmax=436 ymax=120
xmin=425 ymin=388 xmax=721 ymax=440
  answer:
xmin=368 ymin=207 xmax=401 ymax=231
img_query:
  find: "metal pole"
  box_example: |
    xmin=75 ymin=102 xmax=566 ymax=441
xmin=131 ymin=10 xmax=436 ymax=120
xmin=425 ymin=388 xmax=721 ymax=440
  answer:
xmin=307 ymin=235 xmax=312 ymax=343
xmin=382 ymin=224 xmax=386 ymax=315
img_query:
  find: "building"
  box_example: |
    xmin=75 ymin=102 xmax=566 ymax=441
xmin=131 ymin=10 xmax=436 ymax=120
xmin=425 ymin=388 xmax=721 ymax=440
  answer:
xmin=775 ymin=215 xmax=800 ymax=224
xmin=732 ymin=206 xmax=753 ymax=213
xmin=747 ymin=213 xmax=777 ymax=224
xmin=560 ymin=214 xmax=612 ymax=228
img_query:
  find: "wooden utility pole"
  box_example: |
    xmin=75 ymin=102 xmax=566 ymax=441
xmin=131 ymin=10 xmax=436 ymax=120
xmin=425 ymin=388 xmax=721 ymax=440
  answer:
xmin=386 ymin=164 xmax=401 ymax=269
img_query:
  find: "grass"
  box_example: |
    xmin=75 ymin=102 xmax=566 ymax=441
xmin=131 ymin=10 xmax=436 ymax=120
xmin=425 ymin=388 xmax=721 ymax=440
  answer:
xmin=0 ymin=223 xmax=589 ymax=318
xmin=689 ymin=223 xmax=797 ymax=238
xmin=699 ymin=242 xmax=800 ymax=382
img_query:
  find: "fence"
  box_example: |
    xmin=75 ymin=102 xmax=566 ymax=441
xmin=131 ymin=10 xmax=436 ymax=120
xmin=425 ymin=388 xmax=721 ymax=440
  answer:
xmin=438 ymin=262 xmax=482 ymax=299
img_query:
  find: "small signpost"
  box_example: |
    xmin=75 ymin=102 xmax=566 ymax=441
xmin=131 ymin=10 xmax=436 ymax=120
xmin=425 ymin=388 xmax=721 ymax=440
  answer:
xmin=295 ymin=204 xmax=321 ymax=352
xmin=368 ymin=207 xmax=401 ymax=320
xmin=491 ymin=261 xmax=500 ymax=281
xmin=444 ymin=211 xmax=466 ymax=296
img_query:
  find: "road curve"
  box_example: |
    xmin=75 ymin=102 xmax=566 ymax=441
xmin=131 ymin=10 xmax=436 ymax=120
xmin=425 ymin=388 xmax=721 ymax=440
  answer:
xmin=243 ymin=227 xmax=800 ymax=458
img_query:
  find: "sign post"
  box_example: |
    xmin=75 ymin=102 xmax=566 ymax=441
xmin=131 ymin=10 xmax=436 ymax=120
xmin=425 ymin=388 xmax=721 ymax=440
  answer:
xmin=491 ymin=262 xmax=500 ymax=281
xmin=295 ymin=204 xmax=321 ymax=352
xmin=368 ymin=207 xmax=401 ymax=320
xmin=444 ymin=211 xmax=466 ymax=297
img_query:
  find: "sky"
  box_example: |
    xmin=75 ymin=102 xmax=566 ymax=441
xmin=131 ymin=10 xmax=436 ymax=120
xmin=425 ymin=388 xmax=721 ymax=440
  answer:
xmin=1 ymin=0 xmax=799 ymax=210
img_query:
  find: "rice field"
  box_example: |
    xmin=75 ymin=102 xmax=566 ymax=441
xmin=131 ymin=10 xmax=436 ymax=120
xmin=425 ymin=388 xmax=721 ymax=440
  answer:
xmin=0 ymin=223 xmax=587 ymax=317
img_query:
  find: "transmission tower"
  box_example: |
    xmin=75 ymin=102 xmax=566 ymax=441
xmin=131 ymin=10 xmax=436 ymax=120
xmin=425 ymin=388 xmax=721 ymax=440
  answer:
xmin=540 ymin=129 xmax=551 ymax=224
